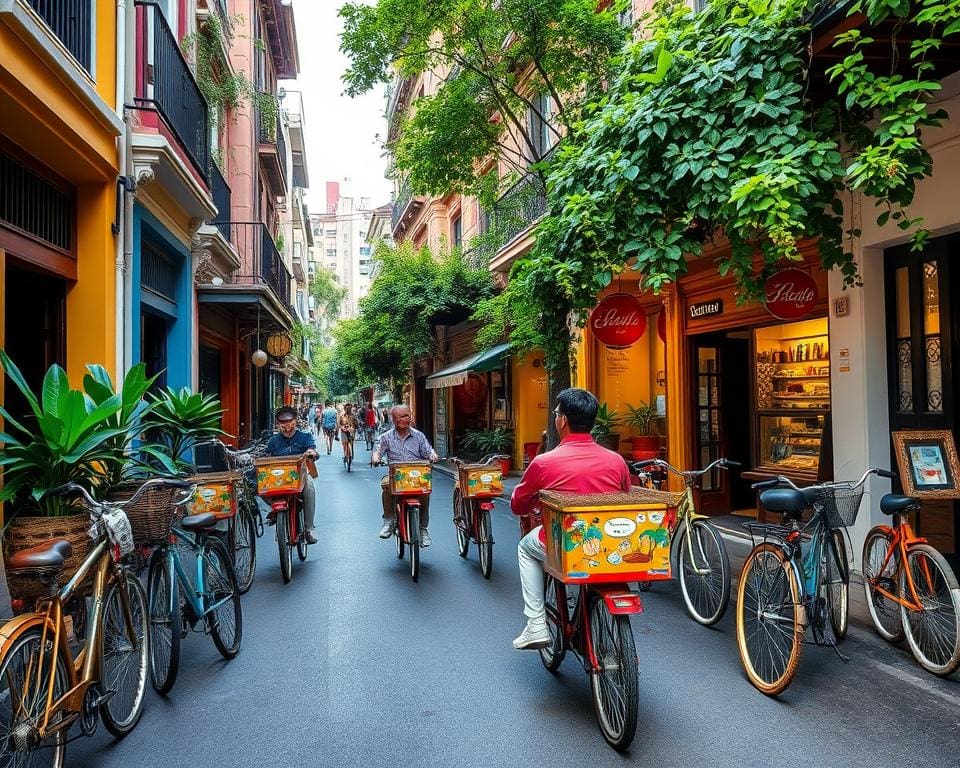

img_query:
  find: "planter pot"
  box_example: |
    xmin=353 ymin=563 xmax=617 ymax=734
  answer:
xmin=5 ymin=513 xmax=94 ymax=599
xmin=600 ymin=432 xmax=621 ymax=451
xmin=496 ymin=457 xmax=512 ymax=476
xmin=630 ymin=436 xmax=660 ymax=461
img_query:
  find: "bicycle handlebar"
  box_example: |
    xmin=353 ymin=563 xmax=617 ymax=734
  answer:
xmin=631 ymin=457 xmax=740 ymax=477
xmin=754 ymin=468 xmax=893 ymax=493
xmin=43 ymin=478 xmax=195 ymax=514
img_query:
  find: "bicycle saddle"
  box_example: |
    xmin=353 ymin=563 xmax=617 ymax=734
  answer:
xmin=879 ymin=494 xmax=921 ymax=516
xmin=179 ymin=512 xmax=218 ymax=530
xmin=7 ymin=538 xmax=72 ymax=571
xmin=759 ymin=488 xmax=807 ymax=515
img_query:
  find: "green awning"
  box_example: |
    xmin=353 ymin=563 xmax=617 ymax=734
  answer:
xmin=425 ymin=343 xmax=510 ymax=389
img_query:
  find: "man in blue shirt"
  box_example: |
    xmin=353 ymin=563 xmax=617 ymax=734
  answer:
xmin=265 ymin=406 xmax=319 ymax=544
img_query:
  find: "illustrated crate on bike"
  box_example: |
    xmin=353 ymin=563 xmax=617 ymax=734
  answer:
xmin=254 ymin=455 xmax=307 ymax=496
xmin=458 ymin=465 xmax=503 ymax=498
xmin=390 ymin=462 xmax=432 ymax=495
xmin=184 ymin=472 xmax=240 ymax=519
xmin=539 ymin=490 xmax=673 ymax=584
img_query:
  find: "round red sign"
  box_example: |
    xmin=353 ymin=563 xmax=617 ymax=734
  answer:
xmin=763 ymin=269 xmax=818 ymax=321
xmin=590 ymin=294 xmax=647 ymax=348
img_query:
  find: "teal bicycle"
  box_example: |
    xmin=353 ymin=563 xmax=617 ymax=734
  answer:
xmin=147 ymin=510 xmax=243 ymax=694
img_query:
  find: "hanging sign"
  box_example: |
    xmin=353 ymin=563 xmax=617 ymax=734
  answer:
xmin=763 ymin=269 xmax=818 ymax=320
xmin=590 ymin=294 xmax=646 ymax=348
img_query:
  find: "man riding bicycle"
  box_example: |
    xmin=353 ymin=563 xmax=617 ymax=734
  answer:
xmin=265 ymin=405 xmax=319 ymax=545
xmin=319 ymin=400 xmax=337 ymax=454
xmin=372 ymin=404 xmax=439 ymax=546
xmin=510 ymin=388 xmax=632 ymax=649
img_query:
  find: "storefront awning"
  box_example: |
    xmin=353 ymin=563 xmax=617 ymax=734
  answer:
xmin=425 ymin=343 xmax=510 ymax=389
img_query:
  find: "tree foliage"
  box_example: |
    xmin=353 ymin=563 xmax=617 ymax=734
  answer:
xmin=309 ymin=266 xmax=348 ymax=326
xmin=481 ymin=0 xmax=960 ymax=370
xmin=332 ymin=242 xmax=495 ymax=386
xmin=339 ymin=0 xmax=629 ymax=197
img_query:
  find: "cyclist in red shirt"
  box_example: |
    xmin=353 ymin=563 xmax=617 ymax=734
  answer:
xmin=363 ymin=400 xmax=378 ymax=450
xmin=510 ymin=388 xmax=632 ymax=649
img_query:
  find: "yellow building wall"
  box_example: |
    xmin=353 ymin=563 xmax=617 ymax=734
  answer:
xmin=512 ymin=353 xmax=549 ymax=467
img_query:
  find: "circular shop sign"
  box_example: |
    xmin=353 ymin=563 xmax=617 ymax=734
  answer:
xmin=590 ymin=294 xmax=647 ymax=348
xmin=763 ymin=269 xmax=818 ymax=321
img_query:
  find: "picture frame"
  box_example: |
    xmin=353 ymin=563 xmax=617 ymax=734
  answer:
xmin=892 ymin=430 xmax=960 ymax=499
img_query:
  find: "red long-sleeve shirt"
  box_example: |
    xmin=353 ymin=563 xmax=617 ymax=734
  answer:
xmin=511 ymin=433 xmax=632 ymax=543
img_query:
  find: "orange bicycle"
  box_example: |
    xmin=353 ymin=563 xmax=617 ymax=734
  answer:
xmin=862 ymin=491 xmax=960 ymax=676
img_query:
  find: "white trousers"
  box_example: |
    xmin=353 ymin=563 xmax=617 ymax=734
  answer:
xmin=518 ymin=526 xmax=547 ymax=620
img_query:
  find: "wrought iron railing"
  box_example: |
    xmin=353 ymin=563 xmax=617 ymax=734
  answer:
xmin=221 ymin=222 xmax=292 ymax=310
xmin=27 ymin=0 xmax=92 ymax=73
xmin=209 ymin=161 xmax=231 ymax=241
xmin=134 ymin=1 xmax=210 ymax=180
xmin=467 ymin=171 xmax=548 ymax=263
xmin=276 ymin=115 xmax=288 ymax=184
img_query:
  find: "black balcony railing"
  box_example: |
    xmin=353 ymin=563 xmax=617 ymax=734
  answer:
xmin=28 ymin=0 xmax=92 ymax=73
xmin=467 ymin=172 xmax=547 ymax=263
xmin=223 ymin=221 xmax=293 ymax=311
xmin=276 ymin=116 xmax=288 ymax=183
xmin=391 ymin=178 xmax=426 ymax=231
xmin=209 ymin=161 xmax=231 ymax=241
xmin=135 ymin=1 xmax=210 ymax=181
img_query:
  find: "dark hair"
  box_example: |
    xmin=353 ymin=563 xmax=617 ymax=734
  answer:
xmin=325 ymin=400 xmax=332 ymax=406
xmin=276 ymin=406 xmax=297 ymax=421
xmin=555 ymin=388 xmax=599 ymax=433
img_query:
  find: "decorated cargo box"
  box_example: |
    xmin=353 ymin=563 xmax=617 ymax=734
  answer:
xmin=458 ymin=464 xmax=504 ymax=498
xmin=540 ymin=490 xmax=673 ymax=584
xmin=185 ymin=472 xmax=239 ymax=519
xmin=390 ymin=462 xmax=433 ymax=495
xmin=254 ymin=455 xmax=307 ymax=495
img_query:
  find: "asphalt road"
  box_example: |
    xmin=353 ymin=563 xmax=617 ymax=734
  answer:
xmin=69 ymin=448 xmax=960 ymax=768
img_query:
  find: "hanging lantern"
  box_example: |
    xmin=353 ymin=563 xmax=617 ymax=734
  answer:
xmin=251 ymin=349 xmax=269 ymax=367
xmin=266 ymin=332 xmax=293 ymax=358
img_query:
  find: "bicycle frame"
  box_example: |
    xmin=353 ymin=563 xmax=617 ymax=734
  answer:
xmin=162 ymin=529 xmax=235 ymax=623
xmin=868 ymin=517 xmax=930 ymax=612
xmin=395 ymin=495 xmax=424 ymax=545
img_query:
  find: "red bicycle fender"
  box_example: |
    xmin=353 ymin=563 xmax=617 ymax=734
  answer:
xmin=596 ymin=587 xmax=644 ymax=615
xmin=479 ymin=502 xmax=495 ymax=510
xmin=271 ymin=500 xmax=289 ymax=512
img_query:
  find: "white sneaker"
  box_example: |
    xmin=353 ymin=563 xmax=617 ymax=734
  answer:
xmin=512 ymin=618 xmax=551 ymax=650
xmin=378 ymin=520 xmax=395 ymax=538
xmin=419 ymin=528 xmax=432 ymax=547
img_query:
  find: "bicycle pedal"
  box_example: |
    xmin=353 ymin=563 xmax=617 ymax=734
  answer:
xmin=91 ymin=689 xmax=116 ymax=708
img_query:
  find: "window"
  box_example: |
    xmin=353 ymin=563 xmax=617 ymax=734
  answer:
xmin=325 ymin=228 xmax=336 ymax=236
xmin=359 ymin=246 xmax=371 ymax=257
xmin=326 ymin=248 xmax=336 ymax=258
xmin=452 ymin=215 xmax=462 ymax=248
xmin=526 ymin=92 xmax=555 ymax=163
xmin=313 ymin=226 xmax=321 ymax=236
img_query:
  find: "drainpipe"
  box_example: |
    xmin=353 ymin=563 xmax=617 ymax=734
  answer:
xmin=114 ymin=0 xmax=127 ymax=377
xmin=122 ymin=0 xmax=137 ymax=371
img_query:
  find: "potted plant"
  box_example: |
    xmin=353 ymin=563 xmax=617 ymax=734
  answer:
xmin=142 ymin=387 xmax=226 ymax=474
xmin=590 ymin=404 xmax=621 ymax=451
xmin=623 ymin=401 xmax=662 ymax=460
xmin=460 ymin=427 xmax=514 ymax=475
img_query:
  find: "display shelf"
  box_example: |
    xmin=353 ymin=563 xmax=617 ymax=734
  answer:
xmin=772 ymin=374 xmax=830 ymax=379
xmin=772 ymin=395 xmax=831 ymax=400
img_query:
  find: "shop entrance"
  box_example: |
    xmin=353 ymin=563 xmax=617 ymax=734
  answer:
xmin=692 ymin=333 xmax=755 ymax=515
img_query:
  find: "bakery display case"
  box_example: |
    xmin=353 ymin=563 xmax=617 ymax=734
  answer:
xmin=757 ymin=413 xmax=827 ymax=475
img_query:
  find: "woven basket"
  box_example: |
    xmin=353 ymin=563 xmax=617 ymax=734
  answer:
xmin=5 ymin=513 xmax=94 ymax=600
xmin=107 ymin=482 xmax=183 ymax=545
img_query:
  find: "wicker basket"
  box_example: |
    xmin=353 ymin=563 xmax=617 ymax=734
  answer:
xmin=107 ymin=482 xmax=184 ymax=545
xmin=4 ymin=513 xmax=94 ymax=600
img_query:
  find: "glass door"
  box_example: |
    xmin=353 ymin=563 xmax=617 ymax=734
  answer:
xmin=694 ymin=340 xmax=723 ymax=497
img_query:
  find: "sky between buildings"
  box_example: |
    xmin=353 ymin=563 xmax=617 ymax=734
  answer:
xmin=286 ymin=0 xmax=392 ymax=212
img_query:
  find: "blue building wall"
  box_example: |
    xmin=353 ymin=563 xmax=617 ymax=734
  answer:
xmin=132 ymin=204 xmax=193 ymax=389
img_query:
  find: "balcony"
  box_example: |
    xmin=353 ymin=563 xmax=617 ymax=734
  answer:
xmin=25 ymin=0 xmax=92 ymax=73
xmin=209 ymin=161 xmax=231 ymax=241
xmin=467 ymin=171 xmax=547 ymax=270
xmin=257 ymin=97 xmax=288 ymax=194
xmin=391 ymin=179 xmax=427 ymax=237
xmin=134 ymin=1 xmax=210 ymax=182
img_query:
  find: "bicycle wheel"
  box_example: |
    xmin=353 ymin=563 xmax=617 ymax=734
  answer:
xmin=147 ymin=548 xmax=181 ymax=695
xmin=408 ymin=506 xmax=420 ymax=582
xmin=735 ymin=543 xmax=803 ymax=696
xmin=297 ymin=504 xmax=309 ymax=562
xmin=276 ymin=510 xmax=293 ymax=584
xmin=677 ymin=519 xmax=730 ymax=626
xmin=539 ymin=575 xmax=566 ymax=672
xmin=231 ymin=505 xmax=258 ymax=594
xmin=862 ymin=527 xmax=906 ymax=642
xmin=205 ymin=539 xmax=243 ymax=659
xmin=478 ymin=508 xmax=493 ymax=580
xmin=588 ymin=594 xmax=639 ymax=752
xmin=899 ymin=543 xmax=960 ymax=676
xmin=824 ymin=529 xmax=849 ymax=642
xmin=0 ymin=628 xmax=68 ymax=766
xmin=100 ymin=572 xmax=149 ymax=737
xmin=453 ymin=488 xmax=470 ymax=558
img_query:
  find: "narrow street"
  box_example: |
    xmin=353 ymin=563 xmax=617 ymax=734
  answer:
xmin=71 ymin=449 xmax=960 ymax=768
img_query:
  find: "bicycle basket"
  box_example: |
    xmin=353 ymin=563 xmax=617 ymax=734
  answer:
xmin=809 ymin=484 xmax=865 ymax=530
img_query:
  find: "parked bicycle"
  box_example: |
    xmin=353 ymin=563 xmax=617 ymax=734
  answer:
xmin=451 ymin=454 xmax=507 ymax=579
xmin=147 ymin=503 xmax=243 ymax=695
xmin=632 ymin=457 xmax=738 ymax=625
xmin=0 ymin=480 xmax=181 ymax=764
xmin=862 ymin=488 xmax=960 ymax=676
xmin=375 ymin=459 xmax=433 ymax=582
xmin=734 ymin=470 xmax=879 ymax=695
xmin=254 ymin=452 xmax=316 ymax=583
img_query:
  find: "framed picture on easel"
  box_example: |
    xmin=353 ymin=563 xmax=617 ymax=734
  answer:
xmin=892 ymin=430 xmax=960 ymax=499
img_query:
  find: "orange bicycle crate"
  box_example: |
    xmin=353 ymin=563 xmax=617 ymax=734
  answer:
xmin=458 ymin=464 xmax=504 ymax=498
xmin=254 ymin=455 xmax=307 ymax=496
xmin=540 ymin=490 xmax=672 ymax=584
xmin=185 ymin=471 xmax=240 ymax=519
xmin=389 ymin=462 xmax=432 ymax=495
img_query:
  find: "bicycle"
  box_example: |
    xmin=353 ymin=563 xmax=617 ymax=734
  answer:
xmin=147 ymin=505 xmax=243 ymax=695
xmin=375 ymin=460 xmax=433 ymax=582
xmin=451 ymin=454 xmax=507 ymax=579
xmin=631 ymin=457 xmax=738 ymax=626
xmin=862 ymin=489 xmax=960 ymax=676
xmin=254 ymin=453 xmax=316 ymax=583
xmin=0 ymin=480 xmax=179 ymax=764
xmin=734 ymin=470 xmax=880 ymax=695
xmin=534 ymin=490 xmax=649 ymax=751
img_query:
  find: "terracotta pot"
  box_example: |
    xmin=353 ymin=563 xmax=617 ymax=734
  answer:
xmin=497 ymin=457 xmax=512 ymax=476
xmin=630 ymin=435 xmax=659 ymax=461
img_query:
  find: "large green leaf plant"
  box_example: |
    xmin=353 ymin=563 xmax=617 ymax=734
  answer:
xmin=143 ymin=387 xmax=226 ymax=474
